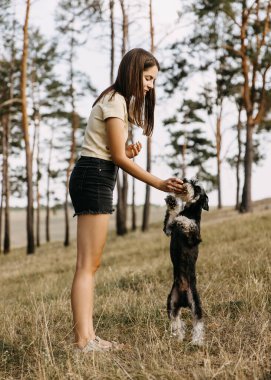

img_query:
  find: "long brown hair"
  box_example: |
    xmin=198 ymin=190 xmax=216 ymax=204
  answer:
xmin=93 ymin=48 xmax=160 ymax=136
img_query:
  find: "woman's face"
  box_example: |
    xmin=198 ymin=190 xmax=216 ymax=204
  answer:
xmin=143 ymin=65 xmax=158 ymax=96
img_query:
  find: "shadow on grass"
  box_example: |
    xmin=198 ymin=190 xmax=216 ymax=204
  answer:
xmin=0 ymin=339 xmax=22 ymax=377
xmin=211 ymin=300 xmax=246 ymax=319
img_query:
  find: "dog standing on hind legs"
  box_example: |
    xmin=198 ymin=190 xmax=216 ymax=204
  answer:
xmin=163 ymin=178 xmax=209 ymax=346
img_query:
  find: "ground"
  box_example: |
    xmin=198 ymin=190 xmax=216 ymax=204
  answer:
xmin=0 ymin=201 xmax=270 ymax=379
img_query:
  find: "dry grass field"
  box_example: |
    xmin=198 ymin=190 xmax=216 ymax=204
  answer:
xmin=1 ymin=202 xmax=271 ymax=379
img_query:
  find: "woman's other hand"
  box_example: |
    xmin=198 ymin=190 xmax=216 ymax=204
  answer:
xmin=158 ymin=177 xmax=185 ymax=193
xmin=125 ymin=141 xmax=142 ymax=159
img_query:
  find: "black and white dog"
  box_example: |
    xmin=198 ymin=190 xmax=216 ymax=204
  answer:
xmin=163 ymin=178 xmax=209 ymax=346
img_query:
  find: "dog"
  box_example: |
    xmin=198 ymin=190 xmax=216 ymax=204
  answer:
xmin=163 ymin=178 xmax=209 ymax=346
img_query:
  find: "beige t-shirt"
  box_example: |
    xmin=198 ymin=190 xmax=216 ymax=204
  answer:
xmin=81 ymin=91 xmax=129 ymax=161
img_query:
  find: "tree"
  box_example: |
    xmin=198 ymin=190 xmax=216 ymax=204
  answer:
xmin=0 ymin=2 xmax=20 ymax=253
xmin=194 ymin=0 xmax=271 ymax=212
xmin=115 ymin=0 xmax=129 ymax=235
xmin=56 ymin=0 xmax=98 ymax=246
xmin=142 ymin=0 xmax=154 ymax=231
xmin=163 ymin=99 xmax=216 ymax=189
xmin=21 ymin=0 xmax=35 ymax=254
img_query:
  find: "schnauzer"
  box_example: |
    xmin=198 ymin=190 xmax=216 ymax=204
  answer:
xmin=163 ymin=178 xmax=209 ymax=346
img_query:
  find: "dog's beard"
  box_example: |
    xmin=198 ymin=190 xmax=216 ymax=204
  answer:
xmin=177 ymin=183 xmax=195 ymax=203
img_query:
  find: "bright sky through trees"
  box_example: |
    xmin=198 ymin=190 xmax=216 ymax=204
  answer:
xmin=14 ymin=0 xmax=271 ymax=206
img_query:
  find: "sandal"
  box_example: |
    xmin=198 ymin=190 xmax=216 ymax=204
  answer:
xmin=74 ymin=336 xmax=123 ymax=353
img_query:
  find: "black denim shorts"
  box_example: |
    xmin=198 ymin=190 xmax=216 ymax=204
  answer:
xmin=69 ymin=156 xmax=119 ymax=217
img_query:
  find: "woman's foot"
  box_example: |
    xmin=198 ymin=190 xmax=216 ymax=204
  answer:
xmin=74 ymin=336 xmax=123 ymax=353
xmin=74 ymin=336 xmax=111 ymax=353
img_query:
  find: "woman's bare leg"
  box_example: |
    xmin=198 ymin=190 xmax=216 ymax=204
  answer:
xmin=71 ymin=213 xmax=110 ymax=348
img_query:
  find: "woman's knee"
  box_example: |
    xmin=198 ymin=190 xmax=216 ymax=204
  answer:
xmin=76 ymin=253 xmax=102 ymax=274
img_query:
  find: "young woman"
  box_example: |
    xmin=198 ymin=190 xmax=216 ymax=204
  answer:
xmin=69 ymin=48 xmax=184 ymax=352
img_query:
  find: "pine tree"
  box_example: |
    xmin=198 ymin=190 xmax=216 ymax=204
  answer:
xmin=56 ymin=0 xmax=98 ymax=246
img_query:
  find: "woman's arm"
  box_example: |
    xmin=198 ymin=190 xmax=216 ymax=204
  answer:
xmin=105 ymin=117 xmax=183 ymax=193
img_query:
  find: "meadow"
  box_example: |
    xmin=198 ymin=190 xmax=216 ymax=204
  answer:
xmin=0 ymin=202 xmax=270 ymax=379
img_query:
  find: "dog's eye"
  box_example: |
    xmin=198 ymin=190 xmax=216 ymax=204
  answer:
xmin=195 ymin=185 xmax=201 ymax=193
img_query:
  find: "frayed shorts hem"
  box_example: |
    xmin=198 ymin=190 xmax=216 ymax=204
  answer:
xmin=73 ymin=209 xmax=115 ymax=217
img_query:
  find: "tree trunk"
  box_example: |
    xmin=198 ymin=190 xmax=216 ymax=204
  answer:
xmin=119 ymin=0 xmax=128 ymax=56
xmin=235 ymin=106 xmax=242 ymax=210
xmin=132 ymin=176 xmax=136 ymax=231
xmin=0 ymin=178 xmax=3 ymax=254
xmin=142 ymin=136 xmax=151 ymax=231
xmin=0 ymin=117 xmax=4 ymax=254
xmin=109 ymin=0 xmax=115 ymax=84
xmin=2 ymin=113 xmax=11 ymax=253
xmin=116 ymin=174 xmax=127 ymax=235
xmin=216 ymin=110 xmax=222 ymax=209
xmin=142 ymin=0 xmax=154 ymax=232
xmin=46 ymin=132 xmax=54 ymax=242
xmin=2 ymin=13 xmax=16 ymax=255
xmin=30 ymin=65 xmax=42 ymax=247
xmin=240 ymin=118 xmax=253 ymax=213
xmin=21 ymin=0 xmax=35 ymax=254
xmin=130 ymin=128 xmax=136 ymax=231
xmin=116 ymin=0 xmax=129 ymax=236
xmin=64 ymin=109 xmax=77 ymax=247
xmin=64 ymin=30 xmax=78 ymax=247
xmin=35 ymin=114 xmax=41 ymax=247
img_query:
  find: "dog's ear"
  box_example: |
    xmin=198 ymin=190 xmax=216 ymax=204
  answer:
xmin=202 ymin=194 xmax=209 ymax=211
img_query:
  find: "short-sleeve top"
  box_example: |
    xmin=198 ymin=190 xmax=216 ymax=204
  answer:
xmin=81 ymin=91 xmax=129 ymax=161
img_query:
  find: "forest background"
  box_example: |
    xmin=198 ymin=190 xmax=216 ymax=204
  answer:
xmin=0 ymin=0 xmax=271 ymax=253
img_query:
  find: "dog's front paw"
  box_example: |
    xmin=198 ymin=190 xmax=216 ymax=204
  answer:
xmin=165 ymin=195 xmax=178 ymax=209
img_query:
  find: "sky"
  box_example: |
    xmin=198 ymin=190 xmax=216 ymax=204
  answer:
xmin=14 ymin=0 xmax=270 ymax=207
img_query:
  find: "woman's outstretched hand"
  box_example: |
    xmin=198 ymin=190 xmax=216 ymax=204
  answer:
xmin=158 ymin=177 xmax=185 ymax=194
xmin=126 ymin=141 xmax=142 ymax=159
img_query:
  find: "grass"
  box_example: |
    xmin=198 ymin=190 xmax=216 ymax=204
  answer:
xmin=0 ymin=206 xmax=271 ymax=379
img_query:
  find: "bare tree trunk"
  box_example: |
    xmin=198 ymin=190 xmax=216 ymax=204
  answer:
xmin=30 ymin=64 xmax=42 ymax=247
xmin=116 ymin=0 xmax=129 ymax=235
xmin=109 ymin=0 xmax=115 ymax=84
xmin=64 ymin=110 xmax=77 ymax=247
xmin=2 ymin=113 xmax=11 ymax=254
xmin=142 ymin=0 xmax=154 ymax=232
xmin=64 ymin=106 xmax=77 ymax=246
xmin=0 ymin=118 xmax=4 ymax=254
xmin=0 ymin=178 xmax=3 ymax=254
xmin=216 ymin=106 xmax=222 ymax=209
xmin=46 ymin=131 xmax=54 ymax=242
xmin=21 ymin=0 xmax=35 ymax=254
xmin=119 ymin=0 xmax=128 ymax=56
xmin=64 ymin=32 xmax=78 ymax=246
xmin=240 ymin=118 xmax=253 ymax=212
xmin=235 ymin=106 xmax=242 ymax=210
xmin=2 ymin=13 xmax=16 ymax=254
xmin=116 ymin=175 xmax=127 ymax=235
xmin=35 ymin=115 xmax=41 ymax=247
xmin=130 ymin=128 xmax=136 ymax=231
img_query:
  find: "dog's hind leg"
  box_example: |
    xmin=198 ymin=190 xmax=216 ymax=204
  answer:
xmin=167 ymin=283 xmax=186 ymax=341
xmin=187 ymin=286 xmax=204 ymax=346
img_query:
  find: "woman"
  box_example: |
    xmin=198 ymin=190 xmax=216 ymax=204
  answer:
xmin=69 ymin=48 xmax=184 ymax=352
